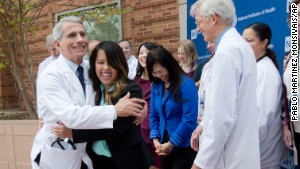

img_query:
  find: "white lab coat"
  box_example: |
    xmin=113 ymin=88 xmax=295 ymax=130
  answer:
xmin=127 ymin=55 xmax=138 ymax=80
xmin=257 ymin=57 xmax=288 ymax=168
xmin=37 ymin=55 xmax=57 ymax=80
xmin=31 ymin=55 xmax=115 ymax=169
xmin=194 ymin=27 xmax=260 ymax=169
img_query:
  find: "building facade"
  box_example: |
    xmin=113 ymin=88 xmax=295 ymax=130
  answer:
xmin=0 ymin=0 xmax=188 ymax=113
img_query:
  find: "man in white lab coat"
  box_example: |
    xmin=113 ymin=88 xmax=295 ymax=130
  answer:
xmin=31 ymin=16 xmax=145 ymax=169
xmin=118 ymin=39 xmax=138 ymax=80
xmin=190 ymin=0 xmax=260 ymax=169
xmin=37 ymin=33 xmax=60 ymax=80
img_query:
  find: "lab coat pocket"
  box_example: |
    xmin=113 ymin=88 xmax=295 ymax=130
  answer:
xmin=39 ymin=143 xmax=82 ymax=169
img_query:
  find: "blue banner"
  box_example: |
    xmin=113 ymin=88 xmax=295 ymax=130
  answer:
xmin=187 ymin=1 xmax=297 ymax=169
xmin=187 ymin=0 xmax=291 ymax=74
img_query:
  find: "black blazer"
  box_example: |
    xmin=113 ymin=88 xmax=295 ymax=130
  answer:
xmin=72 ymin=80 xmax=154 ymax=169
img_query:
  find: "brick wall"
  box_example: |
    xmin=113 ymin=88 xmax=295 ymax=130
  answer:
xmin=0 ymin=0 xmax=180 ymax=112
xmin=0 ymin=68 xmax=19 ymax=110
xmin=122 ymin=0 xmax=180 ymax=56
xmin=0 ymin=1 xmax=181 ymax=167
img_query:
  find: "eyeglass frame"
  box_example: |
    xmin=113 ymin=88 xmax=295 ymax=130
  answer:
xmin=194 ymin=16 xmax=208 ymax=27
xmin=61 ymin=31 xmax=87 ymax=40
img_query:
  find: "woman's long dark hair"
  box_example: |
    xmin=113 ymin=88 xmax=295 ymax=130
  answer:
xmin=89 ymin=41 xmax=129 ymax=105
xmin=135 ymin=42 xmax=157 ymax=79
xmin=146 ymin=45 xmax=187 ymax=102
xmin=246 ymin=22 xmax=279 ymax=69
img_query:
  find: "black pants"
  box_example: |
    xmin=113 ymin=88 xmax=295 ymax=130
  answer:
xmin=161 ymin=130 xmax=196 ymax=169
xmin=161 ymin=146 xmax=197 ymax=169
xmin=84 ymin=142 xmax=117 ymax=169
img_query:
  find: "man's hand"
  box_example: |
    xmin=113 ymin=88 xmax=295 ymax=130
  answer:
xmin=51 ymin=122 xmax=73 ymax=138
xmin=191 ymin=163 xmax=201 ymax=169
xmin=197 ymin=116 xmax=202 ymax=124
xmin=282 ymin=124 xmax=293 ymax=150
xmin=39 ymin=118 xmax=44 ymax=129
xmin=190 ymin=124 xmax=203 ymax=152
xmin=134 ymin=100 xmax=147 ymax=125
xmin=115 ymin=92 xmax=143 ymax=118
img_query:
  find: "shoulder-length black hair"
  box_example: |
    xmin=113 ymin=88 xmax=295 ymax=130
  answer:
xmin=146 ymin=45 xmax=187 ymax=102
xmin=89 ymin=40 xmax=129 ymax=105
xmin=135 ymin=42 xmax=157 ymax=79
xmin=245 ymin=22 xmax=279 ymax=69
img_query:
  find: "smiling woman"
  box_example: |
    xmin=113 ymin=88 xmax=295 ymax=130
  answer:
xmin=54 ymin=40 xmax=155 ymax=169
xmin=146 ymin=45 xmax=198 ymax=169
xmin=94 ymin=47 xmax=118 ymax=93
xmin=89 ymin=41 xmax=129 ymax=103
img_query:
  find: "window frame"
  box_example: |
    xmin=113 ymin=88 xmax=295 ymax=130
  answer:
xmin=54 ymin=0 xmax=123 ymax=42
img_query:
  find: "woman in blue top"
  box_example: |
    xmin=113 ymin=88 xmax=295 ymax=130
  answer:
xmin=146 ymin=45 xmax=198 ymax=169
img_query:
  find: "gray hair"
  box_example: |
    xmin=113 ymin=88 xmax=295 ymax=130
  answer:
xmin=190 ymin=0 xmax=236 ymax=26
xmin=118 ymin=39 xmax=132 ymax=48
xmin=53 ymin=16 xmax=84 ymax=41
xmin=45 ymin=34 xmax=54 ymax=47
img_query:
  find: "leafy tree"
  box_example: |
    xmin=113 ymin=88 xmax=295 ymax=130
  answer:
xmin=59 ymin=4 xmax=132 ymax=42
xmin=0 ymin=0 xmax=50 ymax=119
xmin=92 ymin=16 xmax=120 ymax=41
xmin=0 ymin=47 xmax=8 ymax=69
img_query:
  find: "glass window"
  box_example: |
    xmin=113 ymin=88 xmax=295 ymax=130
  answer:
xmin=55 ymin=1 xmax=122 ymax=42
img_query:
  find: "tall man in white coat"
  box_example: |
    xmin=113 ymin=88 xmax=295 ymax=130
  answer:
xmin=190 ymin=0 xmax=260 ymax=169
xmin=31 ymin=16 xmax=145 ymax=169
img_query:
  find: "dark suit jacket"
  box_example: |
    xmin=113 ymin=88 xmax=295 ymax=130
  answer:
xmin=193 ymin=57 xmax=210 ymax=82
xmin=72 ymin=80 xmax=154 ymax=169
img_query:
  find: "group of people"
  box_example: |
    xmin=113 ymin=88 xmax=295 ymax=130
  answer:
xmin=31 ymin=0 xmax=299 ymax=169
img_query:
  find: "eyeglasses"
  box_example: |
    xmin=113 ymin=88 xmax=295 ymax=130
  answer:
xmin=194 ymin=16 xmax=206 ymax=27
xmin=62 ymin=31 xmax=87 ymax=39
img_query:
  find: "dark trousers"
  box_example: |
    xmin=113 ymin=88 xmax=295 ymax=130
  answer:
xmin=161 ymin=146 xmax=196 ymax=169
xmin=161 ymin=130 xmax=196 ymax=169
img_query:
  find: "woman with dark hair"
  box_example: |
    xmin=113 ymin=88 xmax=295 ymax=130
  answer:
xmin=282 ymin=0 xmax=300 ymax=166
xmin=134 ymin=42 xmax=161 ymax=168
xmin=242 ymin=22 xmax=288 ymax=169
xmin=147 ymin=45 xmax=198 ymax=169
xmin=52 ymin=41 xmax=154 ymax=169
xmin=243 ymin=22 xmax=279 ymax=69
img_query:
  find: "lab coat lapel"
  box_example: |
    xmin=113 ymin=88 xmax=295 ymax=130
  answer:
xmin=58 ymin=56 xmax=85 ymax=104
xmin=82 ymin=60 xmax=96 ymax=105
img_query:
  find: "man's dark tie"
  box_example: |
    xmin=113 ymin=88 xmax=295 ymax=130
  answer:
xmin=76 ymin=66 xmax=85 ymax=95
